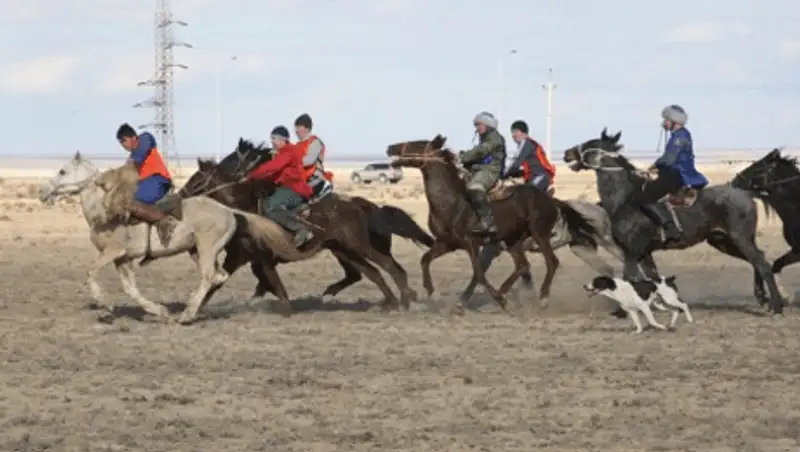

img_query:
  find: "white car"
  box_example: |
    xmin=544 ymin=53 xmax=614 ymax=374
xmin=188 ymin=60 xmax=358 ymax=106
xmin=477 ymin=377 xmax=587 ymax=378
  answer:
xmin=349 ymin=163 xmax=403 ymax=184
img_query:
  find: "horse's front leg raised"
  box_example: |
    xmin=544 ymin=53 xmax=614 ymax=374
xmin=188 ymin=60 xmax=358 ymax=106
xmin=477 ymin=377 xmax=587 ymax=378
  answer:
xmin=420 ymin=240 xmax=456 ymax=297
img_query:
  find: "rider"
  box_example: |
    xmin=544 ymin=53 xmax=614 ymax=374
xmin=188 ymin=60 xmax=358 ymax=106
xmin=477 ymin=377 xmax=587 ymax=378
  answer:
xmin=244 ymin=125 xmax=315 ymax=248
xmin=293 ymin=113 xmax=334 ymax=197
xmin=115 ymin=123 xmax=174 ymax=261
xmin=459 ymin=111 xmax=507 ymax=236
xmin=638 ymin=105 xmax=709 ymax=243
xmin=503 ymin=119 xmax=556 ymax=192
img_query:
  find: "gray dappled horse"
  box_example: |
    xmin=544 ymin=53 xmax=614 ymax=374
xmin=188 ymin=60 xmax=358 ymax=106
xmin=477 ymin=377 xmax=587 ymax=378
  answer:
xmin=563 ymin=129 xmax=787 ymax=314
xmin=38 ymin=152 xmax=320 ymax=324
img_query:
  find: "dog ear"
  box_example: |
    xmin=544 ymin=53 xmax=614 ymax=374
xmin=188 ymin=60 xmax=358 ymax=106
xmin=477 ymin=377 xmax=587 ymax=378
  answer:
xmin=665 ymin=275 xmax=676 ymax=284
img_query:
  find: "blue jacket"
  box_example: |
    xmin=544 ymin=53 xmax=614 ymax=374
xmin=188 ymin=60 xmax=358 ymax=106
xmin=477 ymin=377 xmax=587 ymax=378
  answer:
xmin=130 ymin=132 xmax=170 ymax=187
xmin=654 ymin=127 xmax=708 ymax=188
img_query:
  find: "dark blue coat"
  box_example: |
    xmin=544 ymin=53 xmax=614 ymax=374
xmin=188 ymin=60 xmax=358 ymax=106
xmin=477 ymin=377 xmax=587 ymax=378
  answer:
xmin=654 ymin=127 xmax=708 ymax=188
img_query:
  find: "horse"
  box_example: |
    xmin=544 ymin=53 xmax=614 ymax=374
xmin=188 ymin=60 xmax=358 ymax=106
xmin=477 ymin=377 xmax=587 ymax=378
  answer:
xmin=37 ymin=151 xmax=322 ymax=324
xmin=179 ymin=138 xmax=433 ymax=310
xmin=386 ymin=134 xmax=599 ymax=314
xmin=563 ymin=128 xmax=787 ymax=314
xmin=732 ymin=148 xmax=800 ymax=297
xmin=459 ymin=199 xmax=625 ymax=304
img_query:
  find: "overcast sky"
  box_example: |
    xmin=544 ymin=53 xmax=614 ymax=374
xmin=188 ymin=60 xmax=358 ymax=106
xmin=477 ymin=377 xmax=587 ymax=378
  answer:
xmin=2 ymin=0 xmax=799 ymax=159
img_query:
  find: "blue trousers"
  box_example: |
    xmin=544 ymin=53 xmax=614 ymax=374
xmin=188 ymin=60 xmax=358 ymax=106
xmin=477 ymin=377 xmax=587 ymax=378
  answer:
xmin=134 ymin=176 xmax=172 ymax=204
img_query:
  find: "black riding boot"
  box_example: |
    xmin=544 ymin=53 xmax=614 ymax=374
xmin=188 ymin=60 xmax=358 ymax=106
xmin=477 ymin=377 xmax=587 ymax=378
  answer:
xmin=271 ymin=207 xmax=314 ymax=248
xmin=641 ymin=203 xmax=681 ymax=242
xmin=467 ymin=189 xmax=498 ymax=235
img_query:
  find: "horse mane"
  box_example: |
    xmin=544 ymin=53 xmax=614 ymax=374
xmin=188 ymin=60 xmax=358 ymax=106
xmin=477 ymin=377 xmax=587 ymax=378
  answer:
xmin=217 ymin=138 xmax=273 ymax=176
xmin=771 ymin=148 xmax=798 ymax=167
xmin=95 ymin=162 xmax=139 ymax=222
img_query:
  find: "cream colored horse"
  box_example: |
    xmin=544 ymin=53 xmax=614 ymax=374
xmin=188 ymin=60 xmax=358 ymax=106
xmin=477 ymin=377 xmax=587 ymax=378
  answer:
xmin=38 ymin=152 xmax=321 ymax=324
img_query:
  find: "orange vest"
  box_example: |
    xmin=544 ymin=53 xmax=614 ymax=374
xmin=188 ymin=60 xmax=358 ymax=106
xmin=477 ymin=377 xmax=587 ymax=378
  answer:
xmin=139 ymin=147 xmax=172 ymax=181
xmin=296 ymin=135 xmax=334 ymax=182
xmin=521 ymin=139 xmax=556 ymax=183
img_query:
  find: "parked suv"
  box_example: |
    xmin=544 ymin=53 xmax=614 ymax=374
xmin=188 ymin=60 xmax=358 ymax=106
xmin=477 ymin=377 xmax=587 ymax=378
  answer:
xmin=350 ymin=162 xmax=403 ymax=184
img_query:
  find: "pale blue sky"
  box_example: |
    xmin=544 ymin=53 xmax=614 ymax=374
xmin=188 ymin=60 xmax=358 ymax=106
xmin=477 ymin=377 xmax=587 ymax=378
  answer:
xmin=1 ymin=0 xmax=799 ymax=159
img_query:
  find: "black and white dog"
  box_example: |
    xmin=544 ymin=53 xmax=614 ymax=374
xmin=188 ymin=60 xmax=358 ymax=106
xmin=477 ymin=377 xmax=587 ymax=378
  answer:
xmin=583 ymin=275 xmax=694 ymax=333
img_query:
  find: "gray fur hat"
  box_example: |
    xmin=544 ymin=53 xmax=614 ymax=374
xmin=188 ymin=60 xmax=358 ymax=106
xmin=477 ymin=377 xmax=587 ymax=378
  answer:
xmin=473 ymin=111 xmax=498 ymax=129
xmin=661 ymin=104 xmax=688 ymax=125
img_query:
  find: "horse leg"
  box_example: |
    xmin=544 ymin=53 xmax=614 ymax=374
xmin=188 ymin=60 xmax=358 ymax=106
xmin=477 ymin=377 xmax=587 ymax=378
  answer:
xmin=728 ymin=233 xmax=784 ymax=314
xmin=254 ymin=261 xmax=291 ymax=316
xmin=531 ymin=231 xmax=560 ymax=310
xmin=706 ymin=234 xmax=769 ymax=307
xmin=464 ymin=241 xmax=509 ymax=312
xmin=249 ymin=260 xmax=273 ymax=299
xmin=114 ymin=260 xmax=171 ymax=320
xmin=461 ymin=244 xmax=502 ymax=305
xmin=177 ymin=223 xmax=236 ymax=325
xmin=771 ymin=249 xmax=799 ymax=302
xmin=421 ymin=240 xmax=456 ymax=297
xmin=334 ymin=249 xmax=401 ymax=310
xmin=352 ymin=244 xmax=413 ymax=310
xmin=495 ymin=242 xmax=531 ymax=312
xmin=86 ymin=245 xmax=127 ymax=314
xmin=321 ymin=253 xmax=362 ymax=300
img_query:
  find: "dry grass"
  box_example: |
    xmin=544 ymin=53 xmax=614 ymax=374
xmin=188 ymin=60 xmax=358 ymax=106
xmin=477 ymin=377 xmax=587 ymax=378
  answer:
xmin=0 ymin=164 xmax=796 ymax=451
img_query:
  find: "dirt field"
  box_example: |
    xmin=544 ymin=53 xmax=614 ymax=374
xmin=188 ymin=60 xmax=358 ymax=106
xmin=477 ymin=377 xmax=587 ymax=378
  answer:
xmin=2 ymin=165 xmax=800 ymax=451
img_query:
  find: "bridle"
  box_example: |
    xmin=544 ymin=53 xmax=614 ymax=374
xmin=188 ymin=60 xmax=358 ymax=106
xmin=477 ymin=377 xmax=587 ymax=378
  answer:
xmin=573 ymin=144 xmax=625 ymax=171
xmin=42 ymin=159 xmax=101 ymax=202
xmin=179 ymin=147 xmax=260 ymax=197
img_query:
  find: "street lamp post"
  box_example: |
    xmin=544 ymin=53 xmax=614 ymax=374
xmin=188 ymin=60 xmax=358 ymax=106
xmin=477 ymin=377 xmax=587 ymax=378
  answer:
xmin=541 ymin=68 xmax=557 ymax=162
xmin=214 ymin=54 xmax=237 ymax=162
xmin=495 ymin=49 xmax=517 ymax=128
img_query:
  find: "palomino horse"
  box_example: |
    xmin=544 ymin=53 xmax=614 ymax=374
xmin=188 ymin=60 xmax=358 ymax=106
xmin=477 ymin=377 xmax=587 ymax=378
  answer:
xmin=179 ymin=139 xmax=430 ymax=311
xmin=38 ymin=152 xmax=321 ymax=324
xmin=386 ymin=134 xmax=599 ymax=314
xmin=564 ymin=128 xmax=788 ymax=315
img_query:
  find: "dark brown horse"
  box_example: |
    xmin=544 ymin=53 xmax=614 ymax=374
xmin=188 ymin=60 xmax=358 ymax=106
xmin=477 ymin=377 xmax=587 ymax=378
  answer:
xmin=386 ymin=134 xmax=598 ymax=313
xmin=180 ymin=138 xmax=434 ymax=313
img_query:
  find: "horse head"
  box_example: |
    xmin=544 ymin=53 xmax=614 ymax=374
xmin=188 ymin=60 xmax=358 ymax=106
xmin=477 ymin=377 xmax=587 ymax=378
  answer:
xmin=731 ymin=147 xmax=798 ymax=195
xmin=386 ymin=134 xmax=455 ymax=169
xmin=38 ymin=150 xmax=100 ymax=204
xmin=563 ymin=127 xmax=624 ymax=172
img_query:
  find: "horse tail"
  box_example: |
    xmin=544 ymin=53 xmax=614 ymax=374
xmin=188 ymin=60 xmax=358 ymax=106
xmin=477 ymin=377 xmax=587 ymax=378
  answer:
xmin=364 ymin=204 xmax=434 ymax=248
xmin=232 ymin=211 xmax=323 ymax=261
xmin=741 ymin=190 xmax=773 ymax=221
xmin=553 ymin=198 xmax=598 ymax=247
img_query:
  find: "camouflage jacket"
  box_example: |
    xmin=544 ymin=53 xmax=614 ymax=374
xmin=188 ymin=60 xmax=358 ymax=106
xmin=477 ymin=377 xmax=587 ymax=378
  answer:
xmin=460 ymin=128 xmax=506 ymax=176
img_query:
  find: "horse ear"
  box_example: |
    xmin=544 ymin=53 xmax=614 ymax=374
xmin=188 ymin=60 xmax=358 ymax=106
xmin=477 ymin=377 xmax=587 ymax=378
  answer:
xmin=611 ymin=131 xmax=622 ymax=144
xmin=665 ymin=275 xmax=676 ymax=285
xmin=600 ymin=127 xmax=609 ymax=140
xmin=73 ymin=150 xmax=82 ymax=160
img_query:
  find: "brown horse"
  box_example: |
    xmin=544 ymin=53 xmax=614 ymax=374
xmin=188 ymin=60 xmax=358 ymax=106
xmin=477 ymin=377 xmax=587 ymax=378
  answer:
xmin=386 ymin=134 xmax=598 ymax=313
xmin=180 ymin=139 xmax=433 ymax=312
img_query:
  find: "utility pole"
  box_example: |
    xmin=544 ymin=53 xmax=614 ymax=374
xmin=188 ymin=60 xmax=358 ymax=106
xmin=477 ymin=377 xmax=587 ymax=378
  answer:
xmin=214 ymin=55 xmax=238 ymax=162
xmin=133 ymin=0 xmax=192 ymax=170
xmin=542 ymin=68 xmax=556 ymax=162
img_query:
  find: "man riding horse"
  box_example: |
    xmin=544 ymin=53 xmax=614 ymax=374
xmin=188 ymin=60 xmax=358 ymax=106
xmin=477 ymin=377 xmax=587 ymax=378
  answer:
xmin=635 ymin=105 xmax=708 ymax=244
xmin=458 ymin=111 xmax=507 ymax=236
xmin=115 ymin=123 xmax=176 ymax=262
xmin=503 ymin=119 xmax=556 ymax=193
xmin=242 ymin=125 xmax=316 ymax=247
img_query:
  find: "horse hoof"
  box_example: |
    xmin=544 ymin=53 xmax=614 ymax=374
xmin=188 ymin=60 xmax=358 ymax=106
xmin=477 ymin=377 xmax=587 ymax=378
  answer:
xmin=97 ymin=313 xmax=115 ymax=324
xmin=406 ymin=289 xmax=418 ymax=302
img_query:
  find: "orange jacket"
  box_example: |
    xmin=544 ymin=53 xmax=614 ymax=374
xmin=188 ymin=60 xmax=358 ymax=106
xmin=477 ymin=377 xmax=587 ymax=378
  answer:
xmin=296 ymin=135 xmax=334 ymax=182
xmin=246 ymin=143 xmax=313 ymax=198
xmin=139 ymin=147 xmax=172 ymax=181
xmin=521 ymin=138 xmax=556 ymax=183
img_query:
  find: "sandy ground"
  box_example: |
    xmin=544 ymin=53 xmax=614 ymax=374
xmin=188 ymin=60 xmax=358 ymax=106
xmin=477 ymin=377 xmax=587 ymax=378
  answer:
xmin=1 ymin=163 xmax=800 ymax=451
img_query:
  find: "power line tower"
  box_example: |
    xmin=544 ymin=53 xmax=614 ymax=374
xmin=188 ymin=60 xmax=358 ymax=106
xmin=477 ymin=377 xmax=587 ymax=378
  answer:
xmin=133 ymin=0 xmax=192 ymax=169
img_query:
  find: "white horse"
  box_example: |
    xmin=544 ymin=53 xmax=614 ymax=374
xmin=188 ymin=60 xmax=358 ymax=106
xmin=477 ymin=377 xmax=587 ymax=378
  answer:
xmin=38 ymin=152 xmax=321 ymax=324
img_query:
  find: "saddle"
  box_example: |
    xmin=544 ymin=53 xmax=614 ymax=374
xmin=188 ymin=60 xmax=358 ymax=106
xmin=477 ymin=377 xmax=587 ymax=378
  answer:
xmin=487 ymin=181 xmax=516 ymax=202
xmin=662 ymin=186 xmax=699 ymax=208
